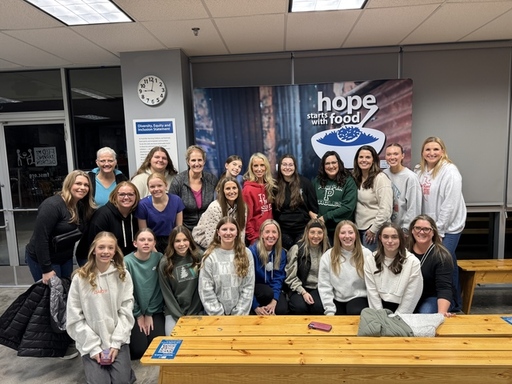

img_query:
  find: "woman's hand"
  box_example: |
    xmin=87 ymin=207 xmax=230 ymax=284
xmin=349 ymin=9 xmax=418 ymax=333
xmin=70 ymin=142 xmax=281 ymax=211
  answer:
xmin=137 ymin=316 xmax=148 ymax=335
xmin=42 ymin=270 xmax=56 ymax=285
xmin=263 ymin=299 xmax=277 ymax=315
xmin=144 ymin=315 xmax=154 ymax=334
xmin=302 ymin=291 xmax=314 ymax=305
xmin=254 ymin=306 xmax=269 ymax=316
xmin=365 ymin=229 xmax=376 ymax=244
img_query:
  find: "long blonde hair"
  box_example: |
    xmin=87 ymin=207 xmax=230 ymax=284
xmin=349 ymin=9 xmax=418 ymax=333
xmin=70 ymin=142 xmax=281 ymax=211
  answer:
xmin=243 ymin=152 xmax=276 ymax=203
xmin=419 ymin=137 xmax=453 ymax=178
xmin=255 ymin=219 xmax=283 ymax=270
xmin=75 ymin=231 xmax=127 ymax=289
xmin=59 ymin=170 xmax=96 ymax=224
xmin=330 ymin=220 xmax=364 ymax=278
xmin=202 ymin=217 xmax=250 ymax=278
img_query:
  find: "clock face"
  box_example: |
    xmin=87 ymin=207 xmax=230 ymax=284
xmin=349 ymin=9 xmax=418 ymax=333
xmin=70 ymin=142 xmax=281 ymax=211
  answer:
xmin=137 ymin=75 xmax=166 ymax=106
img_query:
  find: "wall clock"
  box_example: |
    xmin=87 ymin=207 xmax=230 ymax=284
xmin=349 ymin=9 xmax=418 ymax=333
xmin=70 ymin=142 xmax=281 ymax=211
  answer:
xmin=137 ymin=75 xmax=166 ymax=106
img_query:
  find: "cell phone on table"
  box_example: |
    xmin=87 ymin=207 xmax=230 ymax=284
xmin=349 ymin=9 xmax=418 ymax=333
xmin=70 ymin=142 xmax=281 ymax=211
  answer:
xmin=308 ymin=321 xmax=332 ymax=332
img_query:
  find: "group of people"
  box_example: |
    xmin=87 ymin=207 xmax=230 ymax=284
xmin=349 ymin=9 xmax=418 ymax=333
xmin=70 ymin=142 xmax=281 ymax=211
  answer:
xmin=23 ymin=136 xmax=466 ymax=383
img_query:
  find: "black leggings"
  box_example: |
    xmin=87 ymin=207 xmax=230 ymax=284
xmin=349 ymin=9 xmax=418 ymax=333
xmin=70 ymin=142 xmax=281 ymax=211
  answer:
xmin=333 ymin=297 xmax=368 ymax=315
xmin=129 ymin=312 xmax=165 ymax=360
xmin=253 ymin=283 xmax=289 ymax=315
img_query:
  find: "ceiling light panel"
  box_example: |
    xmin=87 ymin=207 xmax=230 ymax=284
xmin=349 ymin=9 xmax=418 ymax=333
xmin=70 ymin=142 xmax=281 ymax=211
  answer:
xmin=290 ymin=0 xmax=367 ymax=12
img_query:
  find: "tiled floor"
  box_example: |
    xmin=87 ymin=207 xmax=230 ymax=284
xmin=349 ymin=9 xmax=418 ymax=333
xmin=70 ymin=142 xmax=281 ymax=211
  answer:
xmin=0 ymin=285 xmax=510 ymax=384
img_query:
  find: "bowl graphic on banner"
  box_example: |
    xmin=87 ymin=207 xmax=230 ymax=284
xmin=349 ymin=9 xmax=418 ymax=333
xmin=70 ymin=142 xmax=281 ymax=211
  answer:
xmin=311 ymin=125 xmax=385 ymax=167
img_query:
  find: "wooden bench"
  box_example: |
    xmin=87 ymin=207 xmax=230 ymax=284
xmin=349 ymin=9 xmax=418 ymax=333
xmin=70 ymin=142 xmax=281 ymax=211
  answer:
xmin=141 ymin=315 xmax=512 ymax=384
xmin=458 ymin=259 xmax=512 ymax=314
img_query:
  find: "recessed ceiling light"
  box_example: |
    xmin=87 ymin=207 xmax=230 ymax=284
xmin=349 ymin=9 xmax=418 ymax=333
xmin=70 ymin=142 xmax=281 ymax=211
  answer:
xmin=76 ymin=114 xmax=109 ymax=120
xmin=71 ymin=87 xmax=114 ymax=99
xmin=24 ymin=0 xmax=132 ymax=26
xmin=289 ymin=0 xmax=367 ymax=12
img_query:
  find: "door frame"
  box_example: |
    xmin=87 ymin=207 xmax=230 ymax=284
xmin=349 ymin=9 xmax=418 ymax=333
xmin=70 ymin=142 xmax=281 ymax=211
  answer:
xmin=0 ymin=111 xmax=72 ymax=267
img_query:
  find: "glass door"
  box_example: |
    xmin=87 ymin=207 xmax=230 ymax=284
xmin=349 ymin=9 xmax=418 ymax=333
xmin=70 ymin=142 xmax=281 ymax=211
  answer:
xmin=0 ymin=120 xmax=70 ymax=274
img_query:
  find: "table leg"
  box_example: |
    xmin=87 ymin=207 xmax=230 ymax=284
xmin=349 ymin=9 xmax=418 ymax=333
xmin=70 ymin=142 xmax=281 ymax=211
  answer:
xmin=459 ymin=270 xmax=477 ymax=314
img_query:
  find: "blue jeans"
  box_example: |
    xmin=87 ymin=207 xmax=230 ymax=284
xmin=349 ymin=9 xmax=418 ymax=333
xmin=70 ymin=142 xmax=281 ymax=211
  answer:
xmin=25 ymin=249 xmax=74 ymax=282
xmin=416 ymin=296 xmax=438 ymax=313
xmin=359 ymin=230 xmax=377 ymax=252
xmin=442 ymin=232 xmax=462 ymax=312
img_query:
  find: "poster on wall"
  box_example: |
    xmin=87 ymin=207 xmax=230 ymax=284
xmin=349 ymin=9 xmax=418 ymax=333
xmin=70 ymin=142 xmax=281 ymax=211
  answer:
xmin=133 ymin=118 xmax=179 ymax=170
xmin=193 ymin=79 xmax=413 ymax=179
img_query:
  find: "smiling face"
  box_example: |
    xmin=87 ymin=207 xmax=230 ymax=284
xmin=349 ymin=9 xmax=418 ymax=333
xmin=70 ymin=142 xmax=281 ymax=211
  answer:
xmin=133 ymin=231 xmax=156 ymax=255
xmin=379 ymin=227 xmax=400 ymax=256
xmin=148 ymin=177 xmax=167 ymax=198
xmin=94 ymin=237 xmax=117 ymax=272
xmin=338 ymin=224 xmax=356 ymax=251
xmin=225 ymin=160 xmax=243 ymax=178
xmin=308 ymin=227 xmax=324 ymax=247
xmin=357 ymin=149 xmax=374 ymax=172
xmin=116 ymin=185 xmax=137 ymax=211
xmin=217 ymin=222 xmax=238 ymax=249
xmin=150 ymin=151 xmax=169 ymax=173
xmin=262 ymin=223 xmax=279 ymax=251
xmin=188 ymin=150 xmax=205 ymax=174
xmin=422 ymin=142 xmax=444 ymax=169
xmin=385 ymin=145 xmax=404 ymax=170
xmin=96 ymin=153 xmax=116 ymax=174
xmin=223 ymin=181 xmax=239 ymax=204
xmin=324 ymin=155 xmax=339 ymax=179
xmin=251 ymin=157 xmax=266 ymax=182
xmin=411 ymin=219 xmax=434 ymax=246
xmin=280 ymin=157 xmax=295 ymax=180
xmin=71 ymin=175 xmax=90 ymax=203
xmin=173 ymin=232 xmax=190 ymax=256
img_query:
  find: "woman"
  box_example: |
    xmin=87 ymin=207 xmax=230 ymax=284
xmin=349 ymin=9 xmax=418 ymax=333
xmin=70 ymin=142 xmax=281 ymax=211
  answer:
xmin=132 ymin=146 xmax=177 ymax=198
xmin=313 ymin=151 xmax=357 ymax=244
xmin=408 ymin=215 xmax=455 ymax=317
xmin=273 ymin=154 xmax=318 ymax=250
xmin=353 ymin=145 xmax=393 ymax=251
xmin=66 ymin=232 xmax=136 ymax=384
xmin=242 ymin=152 xmax=275 ymax=245
xmin=416 ymin=137 xmax=466 ymax=311
xmin=76 ymin=181 xmax=140 ymax=265
xmin=364 ymin=222 xmax=423 ymax=314
xmin=198 ymin=217 xmax=255 ymax=316
xmin=248 ymin=220 xmax=288 ymax=315
xmin=88 ymin=147 xmax=128 ymax=207
xmin=158 ymin=226 xmax=203 ymax=335
xmin=169 ymin=145 xmax=218 ymax=231
xmin=136 ymin=173 xmax=185 ymax=253
xmin=285 ymin=219 xmax=330 ymax=315
xmin=124 ymin=228 xmax=165 ymax=360
xmin=216 ymin=155 xmax=244 ymax=191
xmin=193 ymin=176 xmax=247 ymax=249
xmin=383 ymin=143 xmax=421 ymax=235
xmin=318 ymin=220 xmax=370 ymax=315
xmin=25 ymin=170 xmax=95 ymax=283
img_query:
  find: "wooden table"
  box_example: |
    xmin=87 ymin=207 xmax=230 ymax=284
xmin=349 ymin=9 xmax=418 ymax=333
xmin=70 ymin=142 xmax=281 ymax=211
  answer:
xmin=458 ymin=259 xmax=512 ymax=314
xmin=141 ymin=315 xmax=512 ymax=384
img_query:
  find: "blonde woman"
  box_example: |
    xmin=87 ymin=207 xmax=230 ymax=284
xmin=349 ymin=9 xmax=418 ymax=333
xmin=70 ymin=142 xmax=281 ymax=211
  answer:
xmin=318 ymin=220 xmax=370 ymax=315
xmin=248 ymin=219 xmax=288 ymax=315
xmin=198 ymin=217 xmax=255 ymax=315
xmin=242 ymin=152 xmax=276 ymax=244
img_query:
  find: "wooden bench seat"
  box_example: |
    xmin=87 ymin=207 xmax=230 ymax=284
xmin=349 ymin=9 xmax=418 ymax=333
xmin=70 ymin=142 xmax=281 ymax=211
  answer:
xmin=458 ymin=259 xmax=512 ymax=313
xmin=141 ymin=315 xmax=512 ymax=384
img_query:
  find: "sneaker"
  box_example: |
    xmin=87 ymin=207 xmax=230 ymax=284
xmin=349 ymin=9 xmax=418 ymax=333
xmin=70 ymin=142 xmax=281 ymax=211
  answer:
xmin=61 ymin=344 xmax=79 ymax=360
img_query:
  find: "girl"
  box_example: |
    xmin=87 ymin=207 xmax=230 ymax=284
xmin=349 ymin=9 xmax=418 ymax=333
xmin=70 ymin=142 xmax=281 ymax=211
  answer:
xmin=285 ymin=219 xmax=330 ymax=315
xmin=353 ymin=145 xmax=393 ymax=251
xmin=198 ymin=217 xmax=255 ymax=315
xmin=273 ymin=154 xmax=318 ymax=250
xmin=408 ymin=215 xmax=455 ymax=317
xmin=124 ymin=228 xmax=165 ymax=360
xmin=313 ymin=151 xmax=357 ymax=244
xmin=364 ymin=222 xmax=423 ymax=314
xmin=136 ymin=172 xmax=185 ymax=252
xmin=249 ymin=219 xmax=288 ymax=315
xmin=131 ymin=146 xmax=177 ymax=198
xmin=416 ymin=137 xmax=466 ymax=311
xmin=318 ymin=220 xmax=370 ymax=315
xmin=216 ymin=155 xmax=244 ymax=191
xmin=193 ymin=176 xmax=247 ymax=249
xmin=66 ymin=232 xmax=135 ymax=384
xmin=158 ymin=226 xmax=203 ymax=335
xmin=383 ymin=143 xmax=421 ymax=235
xmin=242 ymin=152 xmax=275 ymax=244
xmin=170 ymin=145 xmax=218 ymax=231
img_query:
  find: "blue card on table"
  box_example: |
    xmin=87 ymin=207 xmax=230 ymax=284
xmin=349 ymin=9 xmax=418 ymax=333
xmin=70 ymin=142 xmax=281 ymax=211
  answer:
xmin=152 ymin=339 xmax=183 ymax=359
xmin=501 ymin=316 xmax=512 ymax=325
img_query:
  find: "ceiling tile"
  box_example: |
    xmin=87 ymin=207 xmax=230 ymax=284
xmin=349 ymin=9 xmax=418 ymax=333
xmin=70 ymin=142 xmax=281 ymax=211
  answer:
xmin=204 ymin=0 xmax=288 ymax=17
xmin=461 ymin=7 xmax=512 ymax=42
xmin=0 ymin=0 xmax=62 ymax=29
xmin=115 ymin=0 xmax=210 ymax=21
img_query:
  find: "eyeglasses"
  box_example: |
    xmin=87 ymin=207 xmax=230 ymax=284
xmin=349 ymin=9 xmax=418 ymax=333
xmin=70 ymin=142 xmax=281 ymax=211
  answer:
xmin=412 ymin=226 xmax=433 ymax=234
xmin=118 ymin=193 xmax=135 ymax=198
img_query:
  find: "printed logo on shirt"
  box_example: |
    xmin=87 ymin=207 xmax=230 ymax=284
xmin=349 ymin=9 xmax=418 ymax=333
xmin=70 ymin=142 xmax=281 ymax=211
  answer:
xmin=320 ymin=185 xmax=344 ymax=207
xmin=93 ymin=288 xmax=108 ymax=295
xmin=420 ymin=174 xmax=431 ymax=197
xmin=176 ymin=263 xmax=198 ymax=282
xmin=258 ymin=193 xmax=272 ymax=214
